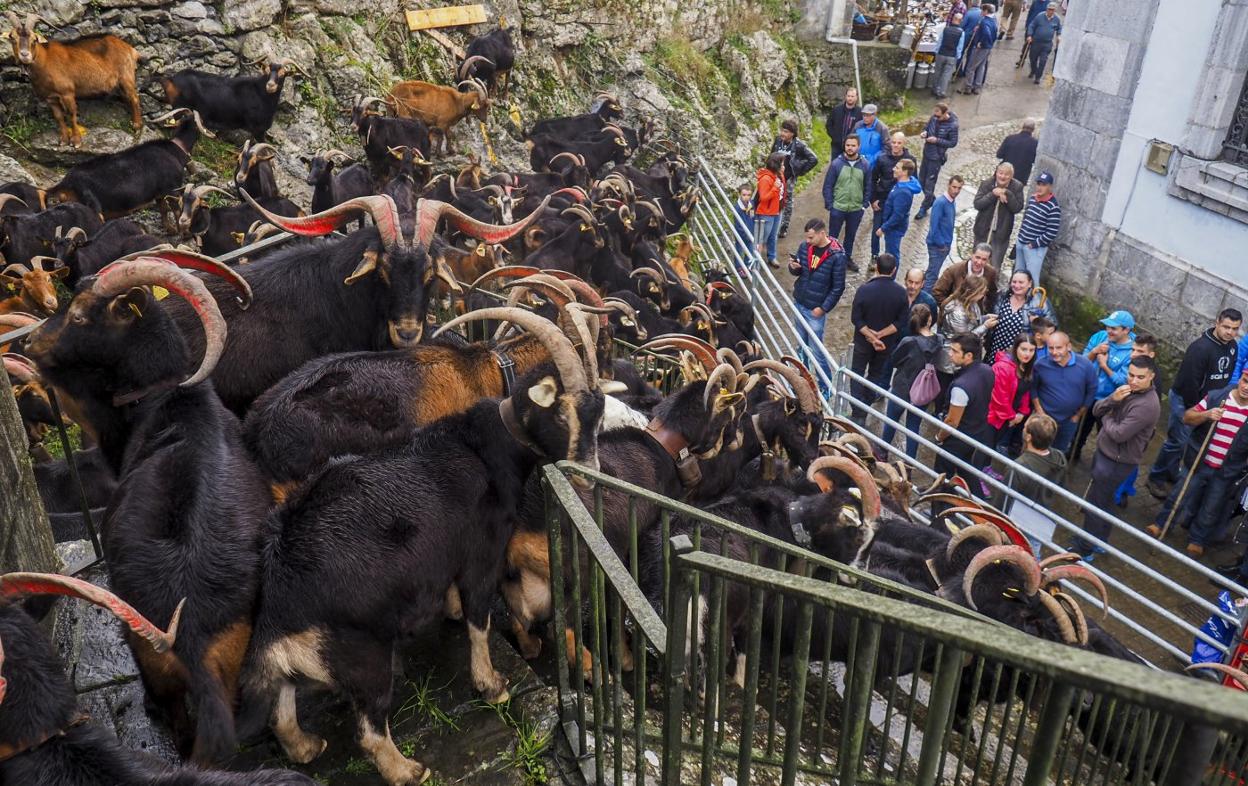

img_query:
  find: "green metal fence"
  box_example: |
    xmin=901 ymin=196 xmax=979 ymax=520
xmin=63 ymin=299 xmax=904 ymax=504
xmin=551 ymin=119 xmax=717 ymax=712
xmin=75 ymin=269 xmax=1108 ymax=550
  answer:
xmin=540 ymin=462 xmax=1248 ymax=786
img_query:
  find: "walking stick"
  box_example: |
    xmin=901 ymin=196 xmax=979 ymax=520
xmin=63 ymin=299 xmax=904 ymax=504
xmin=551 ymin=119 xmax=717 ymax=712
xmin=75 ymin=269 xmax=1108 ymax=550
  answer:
xmin=1015 ymin=38 xmax=1031 ymax=68
xmin=1156 ymin=426 xmax=1216 ymax=541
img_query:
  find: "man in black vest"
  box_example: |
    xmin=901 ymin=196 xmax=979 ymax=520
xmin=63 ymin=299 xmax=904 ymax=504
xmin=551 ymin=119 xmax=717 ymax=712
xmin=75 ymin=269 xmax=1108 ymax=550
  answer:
xmin=935 ymin=332 xmax=995 ymax=482
xmin=932 ymin=14 xmax=966 ymax=99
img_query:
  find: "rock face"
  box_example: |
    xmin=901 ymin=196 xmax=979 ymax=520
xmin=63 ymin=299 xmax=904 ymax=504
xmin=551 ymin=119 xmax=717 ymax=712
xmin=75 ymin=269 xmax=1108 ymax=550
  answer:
xmin=0 ymin=0 xmax=822 ymax=189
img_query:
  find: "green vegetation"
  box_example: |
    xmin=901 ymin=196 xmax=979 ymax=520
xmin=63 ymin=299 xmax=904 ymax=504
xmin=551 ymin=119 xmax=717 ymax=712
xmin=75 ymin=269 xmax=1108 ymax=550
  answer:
xmin=397 ymin=675 xmax=461 ymax=734
xmin=190 ymin=135 xmax=240 ymax=179
xmin=343 ymin=757 xmax=373 ymax=775
xmin=479 ymin=699 xmax=551 ymax=785
xmin=42 ymin=422 xmax=83 ymax=460
xmin=1 ymin=113 xmax=53 ymax=152
xmin=795 ymin=120 xmax=831 ymax=195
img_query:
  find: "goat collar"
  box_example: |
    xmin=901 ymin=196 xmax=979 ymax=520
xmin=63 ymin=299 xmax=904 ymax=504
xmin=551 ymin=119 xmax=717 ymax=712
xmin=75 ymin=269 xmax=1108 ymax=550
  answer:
xmin=498 ymin=398 xmax=544 ymax=456
xmin=0 ymin=712 xmax=90 ymax=763
xmin=492 ymin=350 xmax=517 ymax=397
xmin=644 ymin=417 xmax=701 ymax=488
xmin=113 ymin=378 xmax=180 ymax=407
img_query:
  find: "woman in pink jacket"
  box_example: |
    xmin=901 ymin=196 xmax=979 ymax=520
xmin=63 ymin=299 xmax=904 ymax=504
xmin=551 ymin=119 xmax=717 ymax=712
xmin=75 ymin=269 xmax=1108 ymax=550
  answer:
xmin=988 ymin=331 xmax=1037 ymax=460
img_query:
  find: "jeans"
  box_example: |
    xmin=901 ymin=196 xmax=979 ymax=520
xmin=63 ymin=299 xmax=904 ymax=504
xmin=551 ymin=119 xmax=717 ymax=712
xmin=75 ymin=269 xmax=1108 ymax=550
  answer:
xmin=933 ymin=54 xmax=958 ymax=97
xmin=935 ymin=429 xmax=986 ymax=481
xmin=754 ymin=214 xmax=780 ymax=263
xmin=1190 ymin=472 xmax=1236 ymax=546
xmin=1029 ymin=42 xmax=1053 ymax=79
xmin=780 ymin=179 xmax=796 ymax=235
xmin=882 ymin=398 xmax=924 ymax=459
xmin=1052 ymin=415 xmax=1079 ymax=454
xmin=883 ymin=230 xmax=904 ymax=263
xmin=850 ymin=342 xmax=891 ymax=421
xmin=795 ymin=304 xmax=832 ymax=393
xmin=1153 ymin=463 xmax=1216 ymax=534
xmin=827 ymin=207 xmax=864 ymax=264
xmin=870 ymin=207 xmax=885 ymax=257
xmin=994 ymin=422 xmax=1021 ymax=457
xmin=1149 ymin=391 xmax=1191 ymax=485
xmin=966 ymin=48 xmax=992 ymax=89
xmin=1014 ymin=242 xmax=1051 ymax=285
xmin=924 ymin=245 xmax=948 ymax=293
xmin=1079 ymin=451 xmax=1137 ymax=548
xmin=918 ymin=157 xmax=943 ymax=212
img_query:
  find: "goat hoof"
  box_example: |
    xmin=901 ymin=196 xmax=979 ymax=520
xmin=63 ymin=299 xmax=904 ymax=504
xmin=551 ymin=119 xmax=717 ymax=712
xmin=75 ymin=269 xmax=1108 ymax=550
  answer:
xmin=283 ymin=733 xmax=328 ymax=764
xmin=518 ymin=636 xmax=541 ymax=660
xmin=481 ymin=675 xmax=511 ymax=704
xmin=402 ymin=761 xmax=433 ymax=786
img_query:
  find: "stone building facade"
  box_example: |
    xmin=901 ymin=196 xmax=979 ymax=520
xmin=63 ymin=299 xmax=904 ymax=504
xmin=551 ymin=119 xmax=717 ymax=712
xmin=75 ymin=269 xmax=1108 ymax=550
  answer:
xmin=1034 ymin=0 xmax=1248 ymax=351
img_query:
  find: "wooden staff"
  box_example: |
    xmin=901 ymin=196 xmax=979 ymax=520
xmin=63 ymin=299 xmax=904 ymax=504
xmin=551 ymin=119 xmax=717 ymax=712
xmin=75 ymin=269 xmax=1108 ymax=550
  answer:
xmin=1157 ymin=426 xmax=1216 ymax=541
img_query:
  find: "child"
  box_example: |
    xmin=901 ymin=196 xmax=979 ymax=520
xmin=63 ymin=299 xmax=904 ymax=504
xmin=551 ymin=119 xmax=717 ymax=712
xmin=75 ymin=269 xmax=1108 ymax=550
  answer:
xmin=1007 ymin=413 xmax=1068 ymax=554
xmin=1030 ymin=315 xmax=1056 ymax=360
xmin=732 ymin=182 xmax=756 ymax=275
xmin=875 ymin=158 xmax=922 ymax=266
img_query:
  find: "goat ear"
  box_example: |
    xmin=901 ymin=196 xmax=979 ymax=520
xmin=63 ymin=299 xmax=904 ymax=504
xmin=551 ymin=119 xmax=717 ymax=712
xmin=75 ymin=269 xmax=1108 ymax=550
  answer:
xmin=343 ymin=250 xmax=379 ymax=285
xmin=50 ymin=266 xmax=70 ymax=280
xmin=108 ymin=287 xmax=151 ymax=322
xmin=527 ymin=376 xmax=558 ymax=408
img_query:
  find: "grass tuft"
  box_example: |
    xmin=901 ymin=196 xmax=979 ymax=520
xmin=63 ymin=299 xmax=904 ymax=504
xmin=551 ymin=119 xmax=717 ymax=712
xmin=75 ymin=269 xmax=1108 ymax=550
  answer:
xmin=397 ymin=674 xmax=461 ymax=734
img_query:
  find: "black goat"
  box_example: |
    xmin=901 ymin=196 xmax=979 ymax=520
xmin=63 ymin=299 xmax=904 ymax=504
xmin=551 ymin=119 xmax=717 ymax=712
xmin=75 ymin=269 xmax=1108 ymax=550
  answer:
xmin=305 ymin=149 xmax=375 ymax=228
xmin=164 ymin=192 xmax=546 ymax=413
xmin=33 ymin=446 xmax=116 ymax=514
xmin=458 ymin=27 xmax=515 ymax=96
xmin=1 ymin=202 xmax=102 ymax=269
xmin=175 ymin=185 xmax=300 ymax=257
xmin=528 ymin=93 xmax=624 ymax=139
xmin=45 ymin=108 xmax=209 ymax=217
xmin=234 ymin=140 xmax=280 ymax=197
xmin=243 ymin=307 xmax=602 ymax=785
xmin=160 ymin=58 xmax=300 ymax=140
xmin=523 ymin=204 xmax=605 ymax=274
xmin=0 ymin=573 xmax=314 ymax=785
xmin=24 ymin=255 xmax=270 ymax=766
xmin=0 ymin=182 xmax=44 ymax=211
xmin=528 ymin=126 xmax=633 ymax=175
xmin=51 ymin=220 xmax=160 ymax=286
xmin=351 ymin=96 xmax=432 ymax=183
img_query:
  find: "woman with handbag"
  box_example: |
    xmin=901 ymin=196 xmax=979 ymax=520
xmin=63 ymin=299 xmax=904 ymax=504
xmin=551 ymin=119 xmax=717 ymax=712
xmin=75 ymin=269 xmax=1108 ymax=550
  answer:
xmin=883 ymin=304 xmax=943 ymax=458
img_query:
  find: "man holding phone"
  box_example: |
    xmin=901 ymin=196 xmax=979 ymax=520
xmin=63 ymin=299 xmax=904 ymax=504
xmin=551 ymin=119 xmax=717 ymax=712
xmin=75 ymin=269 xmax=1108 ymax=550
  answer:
xmin=790 ymin=218 xmax=848 ymax=393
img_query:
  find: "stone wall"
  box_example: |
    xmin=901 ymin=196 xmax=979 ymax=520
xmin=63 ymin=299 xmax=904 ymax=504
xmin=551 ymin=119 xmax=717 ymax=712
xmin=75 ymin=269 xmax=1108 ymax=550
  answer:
xmin=0 ymin=0 xmax=822 ymax=197
xmin=1034 ymin=0 xmax=1248 ymax=355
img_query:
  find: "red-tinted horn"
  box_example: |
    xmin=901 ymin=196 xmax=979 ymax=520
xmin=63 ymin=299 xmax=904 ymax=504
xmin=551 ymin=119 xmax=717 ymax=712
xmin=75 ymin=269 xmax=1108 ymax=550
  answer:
xmin=414 ymin=196 xmax=552 ymax=249
xmin=116 ymin=247 xmax=252 ymax=309
xmin=240 ymin=189 xmax=402 ymax=248
xmin=0 ymin=572 xmax=184 ymax=654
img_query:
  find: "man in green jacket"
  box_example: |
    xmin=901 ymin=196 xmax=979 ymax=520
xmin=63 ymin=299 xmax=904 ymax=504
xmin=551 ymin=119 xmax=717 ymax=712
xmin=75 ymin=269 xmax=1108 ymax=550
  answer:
xmin=822 ymin=135 xmax=872 ymax=273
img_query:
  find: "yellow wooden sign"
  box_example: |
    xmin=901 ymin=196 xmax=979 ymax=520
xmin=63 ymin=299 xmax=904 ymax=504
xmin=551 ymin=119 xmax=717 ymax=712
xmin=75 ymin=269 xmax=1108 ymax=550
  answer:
xmin=404 ymin=5 xmax=488 ymax=31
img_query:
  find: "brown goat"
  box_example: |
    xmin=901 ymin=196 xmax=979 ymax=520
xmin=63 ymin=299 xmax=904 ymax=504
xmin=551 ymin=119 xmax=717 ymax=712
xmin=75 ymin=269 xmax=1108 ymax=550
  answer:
xmin=4 ymin=12 xmax=142 ymax=147
xmin=1 ymin=257 xmax=67 ymax=316
xmin=386 ymin=78 xmax=490 ymax=156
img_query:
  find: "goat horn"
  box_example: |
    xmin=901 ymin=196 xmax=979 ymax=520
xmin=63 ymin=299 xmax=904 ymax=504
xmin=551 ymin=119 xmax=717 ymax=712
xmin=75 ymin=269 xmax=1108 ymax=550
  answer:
xmin=1036 ymin=589 xmax=1080 ymax=645
xmin=250 ymin=142 xmax=278 ymax=160
xmin=703 ymin=362 xmax=737 ymax=411
xmin=636 ymin=334 xmax=717 ymax=375
xmin=91 ymin=259 xmax=229 ymax=388
xmin=0 ymin=313 xmax=42 ymax=331
xmin=0 ymin=572 xmax=184 ymax=655
xmin=185 ymin=110 xmax=214 ymax=138
xmin=241 ymin=189 xmax=401 ymax=247
xmin=629 ymin=266 xmax=666 ymax=284
xmin=28 ymin=256 xmax=60 ymax=273
xmin=0 ymin=194 xmax=27 ymax=213
xmin=743 ymin=359 xmax=818 ymax=415
xmin=779 ymin=355 xmax=821 ymax=404
xmin=5 ymin=11 xmax=19 ymax=29
xmin=945 ymin=524 xmax=1006 ymax=562
xmin=465 ymin=265 xmax=542 ymax=296
xmin=148 ymin=108 xmax=191 ymax=124
xmin=1186 ymin=662 xmax=1248 ymax=687
xmin=2 ymin=263 xmax=31 ymax=277
xmin=2 ymin=353 xmax=40 ymax=383
xmin=1052 ymin=590 xmax=1089 ymax=646
xmin=807 ymin=455 xmax=881 ymax=519
xmin=416 ymin=196 xmax=552 ymax=249
xmin=716 ymin=347 xmax=744 ymax=374
xmin=64 ymin=225 xmax=87 ymax=243
xmin=502 ymin=274 xmax=575 ymax=309
xmin=601 ymin=297 xmax=638 ymax=320
xmin=458 ymin=55 xmax=493 ymax=81
xmin=562 ymin=304 xmax=599 ymax=381
xmin=192 ymin=185 xmax=236 ymax=202
xmin=1038 ymin=552 xmax=1083 ymax=570
xmin=436 ymin=307 xmax=588 ymax=393
xmin=322 ymin=149 xmax=353 ymax=164
xmin=115 ymin=247 xmax=252 ymax=309
xmin=1041 ymin=565 xmax=1109 ymax=618
xmin=549 ymin=152 xmax=581 ymax=169
xmin=962 ymin=546 xmax=1041 ymax=611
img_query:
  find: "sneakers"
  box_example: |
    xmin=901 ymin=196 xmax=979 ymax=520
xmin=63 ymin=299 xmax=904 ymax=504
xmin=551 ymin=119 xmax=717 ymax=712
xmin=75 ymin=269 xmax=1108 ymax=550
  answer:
xmin=1145 ymin=478 xmax=1170 ymax=499
xmin=1145 ymin=523 xmax=1163 ymax=538
xmin=914 ymin=209 xmax=928 ymax=221
xmin=846 ymin=259 xmax=861 ymax=273
xmin=1186 ymin=542 xmax=1205 ymax=557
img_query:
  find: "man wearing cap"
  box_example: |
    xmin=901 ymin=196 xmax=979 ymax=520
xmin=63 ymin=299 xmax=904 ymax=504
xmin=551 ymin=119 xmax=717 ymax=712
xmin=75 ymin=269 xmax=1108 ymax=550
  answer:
xmin=1014 ymin=171 xmax=1062 ymax=285
xmin=851 ymin=104 xmax=890 ymax=169
xmin=1070 ymin=310 xmax=1137 ymax=461
xmin=1026 ymin=2 xmax=1062 ymax=84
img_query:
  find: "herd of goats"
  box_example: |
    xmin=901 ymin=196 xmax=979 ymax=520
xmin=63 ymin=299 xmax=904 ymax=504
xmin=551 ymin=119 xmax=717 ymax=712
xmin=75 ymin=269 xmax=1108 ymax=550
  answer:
xmin=0 ymin=12 xmax=1236 ymax=786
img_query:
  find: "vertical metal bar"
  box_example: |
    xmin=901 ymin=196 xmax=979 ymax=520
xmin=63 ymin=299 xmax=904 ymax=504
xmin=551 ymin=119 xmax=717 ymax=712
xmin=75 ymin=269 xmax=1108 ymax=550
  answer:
xmin=628 ymin=498 xmax=639 ymax=584
xmin=1072 ymin=693 xmax=1103 ymax=782
xmin=765 ymin=553 xmax=788 ymax=757
xmin=633 ymin=607 xmax=647 ymax=786
xmin=1005 ymin=673 xmax=1038 ymax=784
xmin=569 ymin=525 xmax=588 ymax=753
xmin=46 ymin=388 xmax=103 ymax=558
xmin=662 ymin=549 xmax=695 ymax=786
xmin=1021 ymin=681 xmax=1075 ymax=786
xmin=780 ymin=599 xmax=815 ymax=786
xmin=661 ymin=510 xmax=672 ymax=615
xmin=989 ymin=669 xmax=1023 ymax=785
xmin=736 ymin=585 xmax=766 ymax=786
xmin=546 ymin=487 xmax=572 ymax=728
xmin=1050 ymin=688 xmax=1081 ymax=783
xmin=970 ymin=660 xmax=1005 ymax=784
xmin=610 ymin=589 xmax=624 ymax=786
xmin=813 ymin=606 xmax=837 ymax=765
xmin=590 ymin=565 xmax=606 ymax=786
xmin=839 ymin=619 xmax=882 ymax=786
xmin=699 ymin=573 xmax=725 ymax=786
xmin=897 ymin=637 xmax=928 ymax=775
xmin=915 ymin=643 xmax=963 ymax=786
xmin=952 ymin=655 xmax=986 ymax=783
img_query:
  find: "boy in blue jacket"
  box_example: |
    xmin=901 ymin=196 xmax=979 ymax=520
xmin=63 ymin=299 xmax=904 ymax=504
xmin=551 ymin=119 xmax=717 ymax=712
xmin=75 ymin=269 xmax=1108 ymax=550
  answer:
xmin=875 ymin=159 xmax=921 ymax=269
xmin=1071 ymin=310 xmax=1137 ymax=460
xmin=788 ymin=218 xmax=848 ymax=392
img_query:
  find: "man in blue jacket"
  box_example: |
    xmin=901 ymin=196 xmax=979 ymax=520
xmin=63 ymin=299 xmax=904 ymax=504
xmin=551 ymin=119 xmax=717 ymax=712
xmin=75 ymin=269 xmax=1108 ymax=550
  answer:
xmin=875 ymin=159 xmax=921 ymax=266
xmin=822 ymin=135 xmax=871 ymax=273
xmin=851 ymin=104 xmax=889 ymax=168
xmin=789 ymin=218 xmax=848 ymax=391
xmin=1026 ymin=2 xmax=1062 ymax=83
xmin=914 ymin=102 xmax=959 ymax=219
xmin=924 ymin=174 xmax=963 ymax=292
xmin=1071 ymin=310 xmax=1137 ymax=460
xmin=1032 ymin=330 xmax=1098 ymax=454
xmin=960 ymin=3 xmax=999 ymax=94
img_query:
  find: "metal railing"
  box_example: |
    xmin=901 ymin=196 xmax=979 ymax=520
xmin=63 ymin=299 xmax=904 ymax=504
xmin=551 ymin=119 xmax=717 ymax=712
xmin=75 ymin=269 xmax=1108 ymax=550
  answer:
xmin=686 ymin=155 xmax=1248 ymax=665
xmin=541 ymin=461 xmax=1248 ymax=786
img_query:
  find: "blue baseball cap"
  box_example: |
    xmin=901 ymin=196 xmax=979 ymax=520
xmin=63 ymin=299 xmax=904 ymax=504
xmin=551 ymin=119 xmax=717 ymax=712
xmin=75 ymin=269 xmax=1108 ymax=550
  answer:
xmin=1101 ymin=310 xmax=1135 ymax=329
xmin=1036 ymin=171 xmax=1055 ymax=184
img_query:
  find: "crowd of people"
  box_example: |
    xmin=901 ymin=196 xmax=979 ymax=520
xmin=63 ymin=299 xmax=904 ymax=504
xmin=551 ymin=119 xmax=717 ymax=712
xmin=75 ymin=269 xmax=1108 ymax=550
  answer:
xmin=734 ymin=0 xmax=1248 ymax=577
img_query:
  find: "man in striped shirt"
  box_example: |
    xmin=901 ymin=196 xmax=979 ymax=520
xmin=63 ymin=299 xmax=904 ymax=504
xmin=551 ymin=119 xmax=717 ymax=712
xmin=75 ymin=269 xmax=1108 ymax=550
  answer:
xmin=1146 ymin=370 xmax=1248 ymax=556
xmin=1013 ymin=171 xmax=1062 ymax=285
